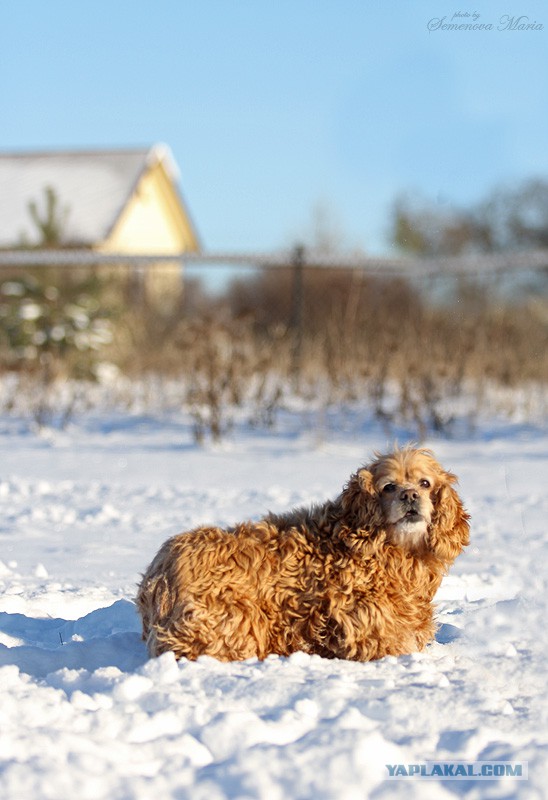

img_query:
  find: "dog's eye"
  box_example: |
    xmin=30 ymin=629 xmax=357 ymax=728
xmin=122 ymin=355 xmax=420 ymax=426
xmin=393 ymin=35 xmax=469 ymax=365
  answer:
xmin=382 ymin=483 xmax=396 ymax=494
xmin=419 ymin=479 xmax=431 ymax=488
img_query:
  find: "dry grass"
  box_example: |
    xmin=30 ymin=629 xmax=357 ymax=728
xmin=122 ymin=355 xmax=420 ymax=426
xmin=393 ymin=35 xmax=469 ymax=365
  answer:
xmin=1 ymin=266 xmax=547 ymax=437
xmin=106 ymin=271 xmax=548 ymax=440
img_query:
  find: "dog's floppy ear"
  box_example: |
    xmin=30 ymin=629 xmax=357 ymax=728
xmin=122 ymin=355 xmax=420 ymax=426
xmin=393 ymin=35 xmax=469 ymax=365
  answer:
xmin=339 ymin=468 xmax=384 ymax=532
xmin=429 ymin=479 xmax=470 ymax=564
xmin=357 ymin=468 xmax=376 ymax=495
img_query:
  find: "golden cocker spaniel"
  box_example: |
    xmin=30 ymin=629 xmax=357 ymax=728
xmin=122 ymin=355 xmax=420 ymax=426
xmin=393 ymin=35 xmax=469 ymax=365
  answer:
xmin=137 ymin=447 xmax=469 ymax=662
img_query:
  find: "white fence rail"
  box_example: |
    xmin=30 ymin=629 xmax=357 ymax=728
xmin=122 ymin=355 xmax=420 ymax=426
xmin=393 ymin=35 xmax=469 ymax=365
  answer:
xmin=0 ymin=247 xmax=547 ymax=277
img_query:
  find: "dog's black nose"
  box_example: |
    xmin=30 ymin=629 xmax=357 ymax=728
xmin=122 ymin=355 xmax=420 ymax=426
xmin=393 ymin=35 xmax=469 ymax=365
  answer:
xmin=400 ymin=488 xmax=419 ymax=503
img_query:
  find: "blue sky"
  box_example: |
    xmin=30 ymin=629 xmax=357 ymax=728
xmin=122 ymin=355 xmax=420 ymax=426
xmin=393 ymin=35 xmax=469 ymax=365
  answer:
xmin=1 ymin=1 xmax=548 ymax=256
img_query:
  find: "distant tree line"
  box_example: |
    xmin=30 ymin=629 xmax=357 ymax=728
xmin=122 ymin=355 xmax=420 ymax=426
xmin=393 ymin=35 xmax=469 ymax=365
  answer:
xmin=391 ymin=178 xmax=548 ymax=255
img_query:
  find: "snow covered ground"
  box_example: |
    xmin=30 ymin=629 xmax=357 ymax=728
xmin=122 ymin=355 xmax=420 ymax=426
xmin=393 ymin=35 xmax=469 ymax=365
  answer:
xmin=0 ymin=408 xmax=547 ymax=799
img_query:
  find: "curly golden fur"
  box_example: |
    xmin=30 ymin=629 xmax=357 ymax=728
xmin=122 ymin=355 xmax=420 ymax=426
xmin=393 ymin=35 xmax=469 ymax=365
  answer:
xmin=136 ymin=447 xmax=469 ymax=662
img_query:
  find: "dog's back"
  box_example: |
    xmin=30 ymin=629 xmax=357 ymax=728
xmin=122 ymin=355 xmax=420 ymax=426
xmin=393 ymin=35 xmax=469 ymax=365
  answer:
xmin=137 ymin=518 xmax=440 ymax=662
xmin=137 ymin=522 xmax=319 ymax=660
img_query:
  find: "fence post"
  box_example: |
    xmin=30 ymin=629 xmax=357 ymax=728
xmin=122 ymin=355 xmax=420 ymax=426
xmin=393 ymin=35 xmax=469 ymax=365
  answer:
xmin=290 ymin=243 xmax=305 ymax=387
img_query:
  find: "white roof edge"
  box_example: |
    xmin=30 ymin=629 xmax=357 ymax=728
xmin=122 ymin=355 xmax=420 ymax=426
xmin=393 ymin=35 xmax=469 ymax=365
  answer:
xmin=148 ymin=143 xmax=181 ymax=183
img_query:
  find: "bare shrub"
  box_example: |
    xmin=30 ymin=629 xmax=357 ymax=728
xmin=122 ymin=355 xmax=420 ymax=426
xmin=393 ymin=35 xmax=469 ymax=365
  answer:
xmin=156 ymin=312 xmax=290 ymax=443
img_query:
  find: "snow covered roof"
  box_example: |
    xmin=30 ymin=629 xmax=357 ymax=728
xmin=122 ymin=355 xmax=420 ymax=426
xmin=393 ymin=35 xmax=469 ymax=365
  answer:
xmin=0 ymin=144 xmax=184 ymax=248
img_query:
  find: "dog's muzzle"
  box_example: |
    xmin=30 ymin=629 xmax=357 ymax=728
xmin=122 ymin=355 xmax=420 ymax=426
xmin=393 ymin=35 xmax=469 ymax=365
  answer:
xmin=399 ymin=501 xmax=424 ymax=524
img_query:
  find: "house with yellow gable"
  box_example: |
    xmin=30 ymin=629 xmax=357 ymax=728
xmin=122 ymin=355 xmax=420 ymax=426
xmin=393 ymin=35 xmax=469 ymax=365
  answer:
xmin=0 ymin=144 xmax=200 ymax=306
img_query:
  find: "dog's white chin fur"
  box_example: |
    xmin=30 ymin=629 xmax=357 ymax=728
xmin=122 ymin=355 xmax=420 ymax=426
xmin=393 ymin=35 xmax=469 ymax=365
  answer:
xmin=387 ymin=517 xmax=429 ymax=551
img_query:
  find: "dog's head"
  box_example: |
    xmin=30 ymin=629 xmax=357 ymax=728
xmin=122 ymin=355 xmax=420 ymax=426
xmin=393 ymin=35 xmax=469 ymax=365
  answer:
xmin=341 ymin=447 xmax=470 ymax=562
